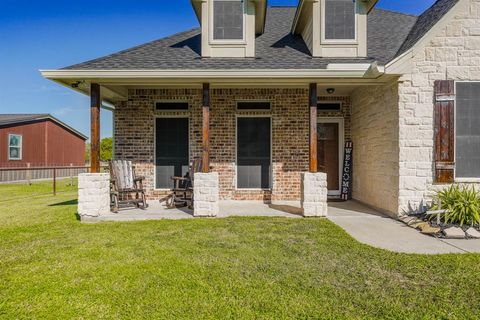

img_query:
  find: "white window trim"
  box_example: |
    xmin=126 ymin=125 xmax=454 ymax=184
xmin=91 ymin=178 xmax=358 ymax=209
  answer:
xmin=8 ymin=134 xmax=22 ymax=161
xmin=318 ymin=117 xmax=344 ymax=196
xmin=235 ymin=114 xmax=273 ymax=191
xmin=210 ymin=0 xmax=247 ymax=44
xmin=321 ymin=0 xmax=358 ymax=44
xmin=153 ymin=114 xmax=191 ymax=191
xmin=454 ymin=81 xmax=480 ymax=182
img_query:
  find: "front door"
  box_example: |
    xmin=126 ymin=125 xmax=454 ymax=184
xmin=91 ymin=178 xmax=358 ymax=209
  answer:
xmin=317 ymin=119 xmax=343 ymax=196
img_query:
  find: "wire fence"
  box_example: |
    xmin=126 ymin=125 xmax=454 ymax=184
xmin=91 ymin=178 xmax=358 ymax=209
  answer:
xmin=0 ymin=165 xmax=109 ymax=201
xmin=0 ymin=164 xmax=89 ymax=184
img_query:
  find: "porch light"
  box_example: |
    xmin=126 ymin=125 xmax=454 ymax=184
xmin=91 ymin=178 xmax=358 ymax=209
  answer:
xmin=326 ymin=88 xmax=336 ymax=94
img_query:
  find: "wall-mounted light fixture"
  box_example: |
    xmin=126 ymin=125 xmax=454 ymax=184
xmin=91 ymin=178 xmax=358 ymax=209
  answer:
xmin=326 ymin=88 xmax=335 ymax=94
xmin=71 ymin=81 xmax=82 ymax=88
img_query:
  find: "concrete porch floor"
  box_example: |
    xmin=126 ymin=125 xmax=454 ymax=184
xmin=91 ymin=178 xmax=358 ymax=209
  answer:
xmin=85 ymin=199 xmax=480 ymax=254
xmin=88 ymin=200 xmax=304 ymax=222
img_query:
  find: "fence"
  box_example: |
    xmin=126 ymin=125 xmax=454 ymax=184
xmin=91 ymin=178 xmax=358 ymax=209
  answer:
xmin=0 ymin=165 xmax=109 ymax=196
xmin=0 ymin=165 xmax=88 ymax=184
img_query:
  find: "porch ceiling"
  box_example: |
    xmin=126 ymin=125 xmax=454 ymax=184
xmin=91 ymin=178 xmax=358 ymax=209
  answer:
xmin=41 ymin=67 xmax=398 ymax=104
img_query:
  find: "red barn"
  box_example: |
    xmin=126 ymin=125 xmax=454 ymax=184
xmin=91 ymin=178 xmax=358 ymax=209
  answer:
xmin=0 ymin=114 xmax=87 ymax=167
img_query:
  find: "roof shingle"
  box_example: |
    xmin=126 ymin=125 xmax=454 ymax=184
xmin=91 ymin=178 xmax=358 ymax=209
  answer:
xmin=62 ymin=2 xmax=459 ymax=71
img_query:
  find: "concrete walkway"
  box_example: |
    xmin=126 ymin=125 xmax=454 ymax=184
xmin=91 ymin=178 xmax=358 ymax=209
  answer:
xmin=328 ymin=201 xmax=480 ymax=254
xmin=85 ymin=199 xmax=480 ymax=254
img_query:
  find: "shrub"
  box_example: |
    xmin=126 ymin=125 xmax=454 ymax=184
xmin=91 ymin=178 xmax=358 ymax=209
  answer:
xmin=432 ymin=185 xmax=480 ymax=226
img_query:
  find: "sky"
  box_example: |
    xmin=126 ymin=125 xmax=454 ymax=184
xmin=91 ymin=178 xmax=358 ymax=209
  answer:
xmin=0 ymin=0 xmax=436 ymax=140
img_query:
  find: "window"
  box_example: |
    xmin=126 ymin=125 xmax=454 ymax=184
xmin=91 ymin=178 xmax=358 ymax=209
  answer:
xmin=237 ymin=117 xmax=271 ymax=189
xmin=318 ymin=102 xmax=342 ymax=111
xmin=237 ymin=102 xmax=271 ymax=111
xmin=455 ymin=82 xmax=480 ymax=178
xmin=213 ymin=0 xmax=244 ymax=40
xmin=8 ymin=134 xmax=22 ymax=160
xmin=325 ymin=0 xmax=356 ymax=40
xmin=155 ymin=102 xmax=189 ymax=111
xmin=155 ymin=118 xmax=189 ymax=189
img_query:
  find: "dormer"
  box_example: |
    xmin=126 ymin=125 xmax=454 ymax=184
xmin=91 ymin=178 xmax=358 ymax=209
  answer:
xmin=292 ymin=0 xmax=378 ymax=58
xmin=191 ymin=0 xmax=267 ymax=58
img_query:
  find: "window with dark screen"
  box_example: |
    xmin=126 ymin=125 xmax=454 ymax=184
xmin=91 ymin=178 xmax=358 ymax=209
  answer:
xmin=325 ymin=0 xmax=356 ymax=40
xmin=213 ymin=0 xmax=244 ymax=40
xmin=455 ymin=82 xmax=480 ymax=178
xmin=237 ymin=117 xmax=271 ymax=189
xmin=155 ymin=118 xmax=189 ymax=188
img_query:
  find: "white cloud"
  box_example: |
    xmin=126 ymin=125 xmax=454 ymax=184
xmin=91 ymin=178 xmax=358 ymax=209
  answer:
xmin=52 ymin=106 xmax=79 ymax=116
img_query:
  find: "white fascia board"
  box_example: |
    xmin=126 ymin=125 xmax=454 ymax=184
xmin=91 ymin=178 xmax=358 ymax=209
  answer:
xmin=291 ymin=0 xmax=307 ymax=34
xmin=40 ymin=65 xmax=377 ymax=80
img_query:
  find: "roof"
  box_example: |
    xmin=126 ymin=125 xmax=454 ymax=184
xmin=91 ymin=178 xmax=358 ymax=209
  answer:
xmin=0 ymin=114 xmax=88 ymax=140
xmin=396 ymin=0 xmax=459 ymax=57
xmin=61 ymin=2 xmax=458 ymax=71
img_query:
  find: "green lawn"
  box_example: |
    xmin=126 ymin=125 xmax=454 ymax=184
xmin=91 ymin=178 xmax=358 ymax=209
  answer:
xmin=1 ymin=182 xmax=480 ymax=319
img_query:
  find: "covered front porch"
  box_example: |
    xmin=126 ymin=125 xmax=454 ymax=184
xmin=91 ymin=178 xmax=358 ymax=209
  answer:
xmin=42 ymin=65 xmax=402 ymax=218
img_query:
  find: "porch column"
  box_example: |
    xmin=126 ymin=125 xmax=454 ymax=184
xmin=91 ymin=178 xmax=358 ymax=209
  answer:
xmin=202 ymin=83 xmax=210 ymax=173
xmin=309 ymin=83 xmax=318 ymax=173
xmin=90 ymin=83 xmax=101 ymax=173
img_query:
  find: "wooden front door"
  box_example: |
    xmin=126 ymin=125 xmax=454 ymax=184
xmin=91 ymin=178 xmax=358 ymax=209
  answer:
xmin=317 ymin=122 xmax=340 ymax=193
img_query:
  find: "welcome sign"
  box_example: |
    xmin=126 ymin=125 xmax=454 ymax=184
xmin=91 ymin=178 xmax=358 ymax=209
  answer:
xmin=341 ymin=141 xmax=353 ymax=200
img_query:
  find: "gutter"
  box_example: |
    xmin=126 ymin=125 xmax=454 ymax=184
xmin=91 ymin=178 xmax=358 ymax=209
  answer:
xmin=41 ymin=64 xmax=382 ymax=80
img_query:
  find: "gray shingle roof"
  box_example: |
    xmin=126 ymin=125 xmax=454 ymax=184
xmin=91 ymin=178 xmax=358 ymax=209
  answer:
xmin=396 ymin=0 xmax=460 ymax=57
xmin=62 ymin=3 xmax=457 ymax=71
xmin=0 ymin=114 xmax=87 ymax=140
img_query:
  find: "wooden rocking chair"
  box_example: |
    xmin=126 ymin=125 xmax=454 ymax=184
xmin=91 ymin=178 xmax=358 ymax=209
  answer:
xmin=109 ymin=160 xmax=148 ymax=213
xmin=165 ymin=159 xmax=202 ymax=209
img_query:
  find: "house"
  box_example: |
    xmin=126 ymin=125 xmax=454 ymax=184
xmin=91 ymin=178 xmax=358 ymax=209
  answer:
xmin=41 ymin=0 xmax=480 ymax=218
xmin=0 ymin=114 xmax=87 ymax=167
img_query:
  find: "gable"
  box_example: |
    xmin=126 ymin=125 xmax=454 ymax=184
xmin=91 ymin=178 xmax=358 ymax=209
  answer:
xmin=62 ymin=7 xmax=422 ymax=71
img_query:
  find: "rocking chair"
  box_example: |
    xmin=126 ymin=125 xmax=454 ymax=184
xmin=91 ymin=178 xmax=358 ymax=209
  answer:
xmin=165 ymin=159 xmax=202 ymax=209
xmin=109 ymin=160 xmax=149 ymax=213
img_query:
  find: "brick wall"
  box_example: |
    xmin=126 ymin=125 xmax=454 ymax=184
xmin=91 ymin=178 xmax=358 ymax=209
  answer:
xmin=115 ymin=88 xmax=351 ymax=201
xmin=397 ymin=0 xmax=480 ymax=213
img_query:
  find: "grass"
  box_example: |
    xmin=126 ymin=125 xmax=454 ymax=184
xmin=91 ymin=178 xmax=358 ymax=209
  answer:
xmin=1 ymin=182 xmax=480 ymax=319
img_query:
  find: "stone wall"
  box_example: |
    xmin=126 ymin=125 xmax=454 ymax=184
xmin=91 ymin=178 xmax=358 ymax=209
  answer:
xmin=193 ymin=172 xmax=219 ymax=217
xmin=77 ymin=173 xmax=110 ymax=219
xmin=351 ymin=81 xmax=400 ymax=216
xmin=301 ymin=172 xmax=328 ymax=217
xmin=397 ymin=0 xmax=480 ymax=213
xmin=115 ymin=88 xmax=352 ymax=201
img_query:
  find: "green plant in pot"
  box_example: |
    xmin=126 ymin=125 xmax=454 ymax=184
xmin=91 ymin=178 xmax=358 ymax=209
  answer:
xmin=432 ymin=185 xmax=480 ymax=226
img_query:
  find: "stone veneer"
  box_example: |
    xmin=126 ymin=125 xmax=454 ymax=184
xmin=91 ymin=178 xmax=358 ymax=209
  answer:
xmin=115 ymin=88 xmax=351 ymax=202
xmin=193 ymin=172 xmax=219 ymax=217
xmin=397 ymin=0 xmax=480 ymax=213
xmin=351 ymin=81 xmax=400 ymax=216
xmin=301 ymin=172 xmax=328 ymax=217
xmin=77 ymin=173 xmax=110 ymax=218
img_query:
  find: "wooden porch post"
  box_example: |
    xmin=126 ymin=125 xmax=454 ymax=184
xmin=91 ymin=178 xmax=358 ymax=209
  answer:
xmin=90 ymin=83 xmax=101 ymax=173
xmin=309 ymin=83 xmax=318 ymax=173
xmin=202 ymin=83 xmax=210 ymax=173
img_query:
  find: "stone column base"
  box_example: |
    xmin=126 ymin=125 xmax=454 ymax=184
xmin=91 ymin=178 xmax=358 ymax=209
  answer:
xmin=78 ymin=173 xmax=110 ymax=219
xmin=193 ymin=172 xmax=219 ymax=217
xmin=301 ymin=172 xmax=328 ymax=217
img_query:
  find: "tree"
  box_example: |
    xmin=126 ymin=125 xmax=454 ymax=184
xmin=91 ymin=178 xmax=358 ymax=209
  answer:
xmin=85 ymin=143 xmax=90 ymax=163
xmin=84 ymin=138 xmax=113 ymax=164
xmin=100 ymin=137 xmax=113 ymax=162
